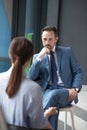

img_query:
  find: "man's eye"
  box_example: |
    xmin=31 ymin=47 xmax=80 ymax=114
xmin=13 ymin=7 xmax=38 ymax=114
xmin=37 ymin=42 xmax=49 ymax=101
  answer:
xmin=44 ymin=38 xmax=47 ymax=41
xmin=49 ymin=39 xmax=52 ymax=41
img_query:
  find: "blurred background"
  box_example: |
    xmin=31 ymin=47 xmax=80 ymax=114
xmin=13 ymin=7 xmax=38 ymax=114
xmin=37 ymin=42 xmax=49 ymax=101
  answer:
xmin=0 ymin=0 xmax=87 ymax=129
xmin=0 ymin=0 xmax=87 ymax=85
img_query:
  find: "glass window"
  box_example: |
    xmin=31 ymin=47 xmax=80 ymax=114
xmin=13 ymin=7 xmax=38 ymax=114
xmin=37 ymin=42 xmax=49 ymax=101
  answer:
xmin=0 ymin=0 xmax=12 ymax=72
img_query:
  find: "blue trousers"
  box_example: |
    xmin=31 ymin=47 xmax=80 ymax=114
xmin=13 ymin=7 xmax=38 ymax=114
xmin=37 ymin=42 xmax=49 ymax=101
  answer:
xmin=42 ymin=87 xmax=71 ymax=130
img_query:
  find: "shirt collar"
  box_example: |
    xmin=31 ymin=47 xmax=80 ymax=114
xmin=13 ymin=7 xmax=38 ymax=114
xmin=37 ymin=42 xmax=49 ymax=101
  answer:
xmin=51 ymin=45 xmax=56 ymax=52
xmin=48 ymin=45 xmax=56 ymax=56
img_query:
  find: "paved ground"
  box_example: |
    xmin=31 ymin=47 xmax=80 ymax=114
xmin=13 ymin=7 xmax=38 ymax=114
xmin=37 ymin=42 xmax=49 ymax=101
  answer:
xmin=58 ymin=85 xmax=87 ymax=130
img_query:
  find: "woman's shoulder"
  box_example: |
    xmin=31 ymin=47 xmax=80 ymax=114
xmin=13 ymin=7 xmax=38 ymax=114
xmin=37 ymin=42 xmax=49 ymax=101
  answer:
xmin=21 ymin=78 xmax=41 ymax=94
xmin=0 ymin=67 xmax=12 ymax=79
xmin=0 ymin=69 xmax=11 ymax=85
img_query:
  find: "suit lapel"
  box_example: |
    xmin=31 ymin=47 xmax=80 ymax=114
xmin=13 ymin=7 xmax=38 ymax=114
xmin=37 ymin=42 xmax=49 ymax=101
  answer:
xmin=55 ymin=46 xmax=62 ymax=71
xmin=44 ymin=55 xmax=50 ymax=70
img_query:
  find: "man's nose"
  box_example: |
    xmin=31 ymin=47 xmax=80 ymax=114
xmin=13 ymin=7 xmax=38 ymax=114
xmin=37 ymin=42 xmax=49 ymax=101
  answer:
xmin=45 ymin=40 xmax=49 ymax=45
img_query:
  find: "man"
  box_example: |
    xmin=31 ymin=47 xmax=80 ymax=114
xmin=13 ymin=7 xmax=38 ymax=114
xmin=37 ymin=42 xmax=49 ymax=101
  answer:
xmin=28 ymin=26 xmax=83 ymax=130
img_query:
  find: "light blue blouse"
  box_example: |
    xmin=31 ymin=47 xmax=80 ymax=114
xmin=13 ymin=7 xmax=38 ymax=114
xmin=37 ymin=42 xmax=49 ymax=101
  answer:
xmin=0 ymin=67 xmax=49 ymax=129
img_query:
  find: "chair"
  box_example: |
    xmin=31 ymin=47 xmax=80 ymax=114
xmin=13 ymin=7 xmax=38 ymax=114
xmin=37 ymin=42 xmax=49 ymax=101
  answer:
xmin=58 ymin=105 xmax=75 ymax=130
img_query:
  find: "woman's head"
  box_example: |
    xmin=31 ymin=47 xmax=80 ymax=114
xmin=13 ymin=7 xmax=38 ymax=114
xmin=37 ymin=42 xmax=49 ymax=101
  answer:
xmin=9 ymin=37 xmax=33 ymax=66
xmin=6 ymin=37 xmax=33 ymax=98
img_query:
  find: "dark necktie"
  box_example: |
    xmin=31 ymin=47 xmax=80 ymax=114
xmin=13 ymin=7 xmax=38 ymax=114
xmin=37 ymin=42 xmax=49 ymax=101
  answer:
xmin=50 ymin=51 xmax=58 ymax=88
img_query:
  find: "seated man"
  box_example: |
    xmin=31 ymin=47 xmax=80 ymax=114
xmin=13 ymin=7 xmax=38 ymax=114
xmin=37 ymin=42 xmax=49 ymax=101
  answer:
xmin=28 ymin=26 xmax=83 ymax=130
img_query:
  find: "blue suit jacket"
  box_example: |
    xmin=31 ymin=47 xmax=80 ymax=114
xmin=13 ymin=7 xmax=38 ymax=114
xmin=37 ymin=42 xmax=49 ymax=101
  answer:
xmin=28 ymin=46 xmax=83 ymax=103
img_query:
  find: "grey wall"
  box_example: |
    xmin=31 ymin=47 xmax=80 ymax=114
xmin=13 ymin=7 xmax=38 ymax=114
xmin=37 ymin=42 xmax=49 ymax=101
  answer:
xmin=46 ymin=0 xmax=87 ymax=84
xmin=58 ymin=0 xmax=87 ymax=84
xmin=46 ymin=0 xmax=60 ymax=27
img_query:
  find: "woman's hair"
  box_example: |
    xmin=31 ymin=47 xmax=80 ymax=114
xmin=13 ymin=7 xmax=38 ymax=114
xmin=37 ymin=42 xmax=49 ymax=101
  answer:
xmin=6 ymin=37 xmax=33 ymax=98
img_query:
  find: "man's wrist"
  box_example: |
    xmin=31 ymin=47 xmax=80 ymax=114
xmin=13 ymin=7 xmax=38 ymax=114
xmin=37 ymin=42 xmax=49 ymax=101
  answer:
xmin=36 ymin=56 xmax=42 ymax=61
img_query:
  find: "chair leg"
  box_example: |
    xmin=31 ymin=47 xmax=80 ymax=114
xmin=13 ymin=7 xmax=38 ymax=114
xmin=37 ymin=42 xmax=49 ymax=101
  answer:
xmin=64 ymin=111 xmax=67 ymax=130
xmin=70 ymin=109 xmax=75 ymax=130
xmin=59 ymin=106 xmax=75 ymax=130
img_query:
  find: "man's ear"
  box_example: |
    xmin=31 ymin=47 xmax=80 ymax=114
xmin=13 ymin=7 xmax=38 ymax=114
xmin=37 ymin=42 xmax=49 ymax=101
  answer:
xmin=56 ymin=36 xmax=59 ymax=42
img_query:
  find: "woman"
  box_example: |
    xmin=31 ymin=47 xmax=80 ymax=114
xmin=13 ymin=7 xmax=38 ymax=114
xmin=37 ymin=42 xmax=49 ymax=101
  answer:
xmin=0 ymin=37 xmax=52 ymax=129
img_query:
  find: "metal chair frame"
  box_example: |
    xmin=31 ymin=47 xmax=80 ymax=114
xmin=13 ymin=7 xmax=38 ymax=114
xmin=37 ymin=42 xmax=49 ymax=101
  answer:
xmin=59 ymin=105 xmax=75 ymax=130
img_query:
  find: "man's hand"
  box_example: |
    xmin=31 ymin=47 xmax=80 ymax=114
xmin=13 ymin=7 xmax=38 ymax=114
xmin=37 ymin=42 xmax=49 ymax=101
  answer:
xmin=67 ymin=88 xmax=77 ymax=102
xmin=37 ymin=47 xmax=50 ymax=60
